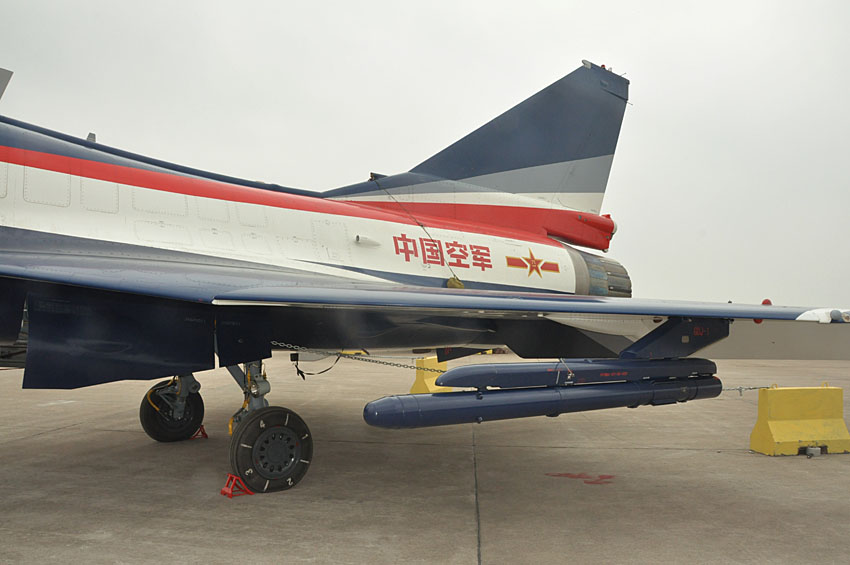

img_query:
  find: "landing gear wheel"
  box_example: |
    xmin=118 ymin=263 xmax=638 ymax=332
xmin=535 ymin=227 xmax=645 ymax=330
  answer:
xmin=139 ymin=379 xmax=205 ymax=442
xmin=229 ymin=406 xmax=313 ymax=493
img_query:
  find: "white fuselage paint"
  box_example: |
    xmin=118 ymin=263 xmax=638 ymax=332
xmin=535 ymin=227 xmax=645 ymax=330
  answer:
xmin=0 ymin=161 xmax=580 ymax=293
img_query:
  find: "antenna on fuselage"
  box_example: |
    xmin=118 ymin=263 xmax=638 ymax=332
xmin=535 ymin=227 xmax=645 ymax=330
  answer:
xmin=0 ymin=68 xmax=12 ymax=101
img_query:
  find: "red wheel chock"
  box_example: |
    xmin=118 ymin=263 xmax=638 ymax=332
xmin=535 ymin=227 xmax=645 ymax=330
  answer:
xmin=190 ymin=425 xmax=208 ymax=440
xmin=221 ymin=474 xmax=254 ymax=498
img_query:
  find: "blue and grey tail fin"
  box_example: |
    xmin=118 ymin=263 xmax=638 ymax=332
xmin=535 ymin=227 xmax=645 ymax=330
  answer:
xmin=327 ymin=61 xmax=629 ymax=216
xmin=411 ymin=60 xmax=628 ymax=213
xmin=0 ymin=68 xmax=13 ymax=102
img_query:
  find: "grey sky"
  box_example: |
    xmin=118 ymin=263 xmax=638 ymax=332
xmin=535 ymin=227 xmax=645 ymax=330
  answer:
xmin=1 ymin=0 xmax=848 ymax=306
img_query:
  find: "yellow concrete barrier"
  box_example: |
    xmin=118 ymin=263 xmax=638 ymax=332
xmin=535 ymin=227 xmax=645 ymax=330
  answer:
xmin=749 ymin=384 xmax=850 ymax=455
xmin=409 ymin=356 xmax=451 ymax=394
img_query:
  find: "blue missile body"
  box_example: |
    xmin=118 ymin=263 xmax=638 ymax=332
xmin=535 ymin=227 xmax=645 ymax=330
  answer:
xmin=363 ymin=373 xmax=722 ymax=429
xmin=434 ymin=358 xmax=717 ymax=389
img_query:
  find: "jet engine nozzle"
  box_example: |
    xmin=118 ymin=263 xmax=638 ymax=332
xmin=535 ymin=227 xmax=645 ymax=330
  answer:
xmin=564 ymin=246 xmax=631 ymax=297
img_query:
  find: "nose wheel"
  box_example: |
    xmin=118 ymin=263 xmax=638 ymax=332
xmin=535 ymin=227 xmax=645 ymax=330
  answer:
xmin=229 ymin=406 xmax=313 ymax=492
xmin=140 ymin=377 xmax=204 ymax=442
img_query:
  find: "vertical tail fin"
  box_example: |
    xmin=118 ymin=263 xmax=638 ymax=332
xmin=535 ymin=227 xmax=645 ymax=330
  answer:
xmin=326 ymin=61 xmax=628 ymax=250
xmin=410 ymin=60 xmax=628 ymax=214
xmin=0 ymin=68 xmax=13 ymax=102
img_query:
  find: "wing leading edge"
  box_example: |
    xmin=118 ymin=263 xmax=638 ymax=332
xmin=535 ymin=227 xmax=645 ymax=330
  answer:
xmin=211 ymin=284 xmax=847 ymax=323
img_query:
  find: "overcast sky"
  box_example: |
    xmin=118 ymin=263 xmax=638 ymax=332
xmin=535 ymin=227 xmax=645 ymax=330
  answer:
xmin=1 ymin=1 xmax=848 ymax=306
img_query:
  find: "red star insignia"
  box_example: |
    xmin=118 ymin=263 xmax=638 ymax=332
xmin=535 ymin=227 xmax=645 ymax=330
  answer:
xmin=523 ymin=249 xmax=543 ymax=277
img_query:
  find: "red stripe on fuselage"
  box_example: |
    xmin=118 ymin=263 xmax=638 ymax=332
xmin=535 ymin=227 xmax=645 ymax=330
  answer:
xmin=0 ymin=145 xmax=561 ymax=247
xmin=341 ymin=200 xmax=615 ymax=251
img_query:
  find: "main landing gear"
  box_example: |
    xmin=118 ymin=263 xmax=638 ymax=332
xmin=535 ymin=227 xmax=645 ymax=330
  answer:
xmin=226 ymin=361 xmax=313 ymax=492
xmin=139 ymin=361 xmax=312 ymax=493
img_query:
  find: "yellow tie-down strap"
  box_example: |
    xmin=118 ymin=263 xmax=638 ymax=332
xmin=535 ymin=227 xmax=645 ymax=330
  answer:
xmin=750 ymin=384 xmax=850 ymax=455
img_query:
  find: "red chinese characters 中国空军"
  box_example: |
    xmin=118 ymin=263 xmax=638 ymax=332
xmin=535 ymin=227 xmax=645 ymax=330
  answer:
xmin=393 ymin=234 xmax=491 ymax=270
xmin=470 ymin=245 xmax=492 ymax=271
xmin=393 ymin=234 xmax=419 ymax=262
xmin=445 ymin=241 xmax=470 ymax=268
xmin=419 ymin=238 xmax=445 ymax=265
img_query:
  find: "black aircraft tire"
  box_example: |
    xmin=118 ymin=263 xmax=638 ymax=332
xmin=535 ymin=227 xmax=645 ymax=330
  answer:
xmin=229 ymin=406 xmax=313 ymax=493
xmin=139 ymin=380 xmax=205 ymax=442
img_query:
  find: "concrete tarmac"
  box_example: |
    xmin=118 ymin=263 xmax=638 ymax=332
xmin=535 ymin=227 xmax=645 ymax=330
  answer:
xmin=0 ymin=354 xmax=848 ymax=564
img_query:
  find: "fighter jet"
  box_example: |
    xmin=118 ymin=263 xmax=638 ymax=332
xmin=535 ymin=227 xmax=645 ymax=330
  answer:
xmin=0 ymin=61 xmax=847 ymax=493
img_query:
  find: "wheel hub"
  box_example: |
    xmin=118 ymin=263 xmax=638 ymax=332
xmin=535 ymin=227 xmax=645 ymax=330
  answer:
xmin=155 ymin=392 xmax=192 ymax=427
xmin=253 ymin=427 xmax=300 ymax=478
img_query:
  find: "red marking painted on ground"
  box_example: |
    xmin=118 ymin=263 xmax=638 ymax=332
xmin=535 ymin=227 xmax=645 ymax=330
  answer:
xmin=583 ymin=475 xmax=615 ymax=485
xmin=545 ymin=472 xmax=615 ymax=485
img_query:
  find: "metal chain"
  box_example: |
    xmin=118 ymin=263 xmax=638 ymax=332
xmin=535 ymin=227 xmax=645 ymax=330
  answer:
xmin=270 ymin=341 xmax=446 ymax=373
xmin=722 ymin=386 xmax=769 ymax=396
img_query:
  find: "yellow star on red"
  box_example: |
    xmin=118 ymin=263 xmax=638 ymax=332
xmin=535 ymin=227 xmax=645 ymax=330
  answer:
xmin=523 ymin=249 xmax=543 ymax=277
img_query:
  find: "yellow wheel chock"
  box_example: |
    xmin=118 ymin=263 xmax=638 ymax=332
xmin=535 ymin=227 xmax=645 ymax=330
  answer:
xmin=749 ymin=384 xmax=850 ymax=455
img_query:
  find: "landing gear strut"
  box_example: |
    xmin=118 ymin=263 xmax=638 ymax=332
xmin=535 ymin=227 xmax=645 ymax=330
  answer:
xmin=139 ymin=374 xmax=204 ymax=442
xmin=226 ymin=361 xmax=313 ymax=492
